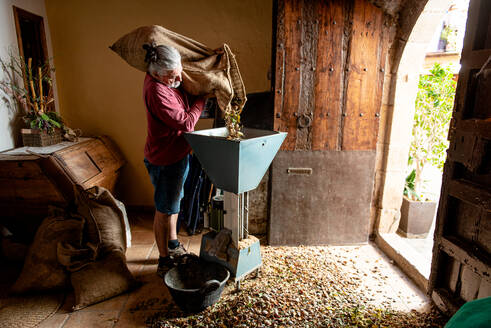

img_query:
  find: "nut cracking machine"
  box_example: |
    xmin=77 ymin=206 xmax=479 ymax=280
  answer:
xmin=184 ymin=127 xmax=286 ymax=289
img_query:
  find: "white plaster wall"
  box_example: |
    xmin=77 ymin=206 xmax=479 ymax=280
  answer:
xmin=0 ymin=0 xmax=58 ymax=151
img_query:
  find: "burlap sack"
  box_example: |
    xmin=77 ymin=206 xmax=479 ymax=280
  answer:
xmin=10 ymin=208 xmax=85 ymax=294
xmin=57 ymin=241 xmax=97 ymax=272
xmin=110 ymin=25 xmax=247 ymax=112
xmin=75 ymin=185 xmax=131 ymax=255
xmin=70 ymin=250 xmax=138 ymax=311
xmin=62 ymin=186 xmax=137 ymax=311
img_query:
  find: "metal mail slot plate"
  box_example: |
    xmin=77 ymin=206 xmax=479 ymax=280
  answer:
xmin=287 ymin=167 xmax=313 ymax=175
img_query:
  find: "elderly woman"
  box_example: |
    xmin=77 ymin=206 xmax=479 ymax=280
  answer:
xmin=142 ymin=43 xmax=205 ymax=277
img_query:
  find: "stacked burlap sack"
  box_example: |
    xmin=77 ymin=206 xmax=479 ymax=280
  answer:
xmin=10 ymin=186 xmax=137 ymax=311
xmin=110 ymin=25 xmax=247 ymax=113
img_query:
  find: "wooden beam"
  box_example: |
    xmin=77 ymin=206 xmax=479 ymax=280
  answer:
xmin=429 ymin=162 xmax=455 ymax=292
xmin=448 ymin=179 xmax=491 ymax=210
xmin=456 ymin=119 xmax=491 ymax=139
xmin=431 ymin=288 xmax=463 ymax=316
xmin=461 ymin=49 xmax=491 ymax=70
xmin=341 ymin=0 xmax=383 ymax=150
xmin=439 ymin=236 xmax=491 ymax=283
xmin=311 ymin=0 xmax=344 ymax=150
xmin=274 ymin=0 xmax=302 ymax=151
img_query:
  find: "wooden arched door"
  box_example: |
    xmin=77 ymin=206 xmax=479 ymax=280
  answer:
xmin=269 ymin=0 xmax=389 ymax=245
xmin=429 ymin=0 xmax=491 ymax=314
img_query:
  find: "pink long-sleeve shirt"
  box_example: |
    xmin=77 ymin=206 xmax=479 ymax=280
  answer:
xmin=143 ymin=73 xmax=205 ymax=165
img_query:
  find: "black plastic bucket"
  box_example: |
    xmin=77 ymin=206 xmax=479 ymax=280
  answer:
xmin=164 ymin=259 xmax=230 ymax=313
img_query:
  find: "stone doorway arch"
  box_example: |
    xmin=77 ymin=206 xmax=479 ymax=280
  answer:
xmin=373 ymin=0 xmax=458 ymax=291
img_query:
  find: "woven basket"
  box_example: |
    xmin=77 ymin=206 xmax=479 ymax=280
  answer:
xmin=21 ymin=129 xmax=62 ymax=147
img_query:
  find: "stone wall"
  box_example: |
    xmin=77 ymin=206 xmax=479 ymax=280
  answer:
xmin=372 ymin=0 xmax=453 ymax=234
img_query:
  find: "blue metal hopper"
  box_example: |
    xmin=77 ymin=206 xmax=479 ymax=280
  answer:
xmin=184 ymin=127 xmax=287 ymax=194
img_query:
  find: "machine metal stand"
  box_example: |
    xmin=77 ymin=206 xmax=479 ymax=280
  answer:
xmin=200 ymin=191 xmax=262 ymax=290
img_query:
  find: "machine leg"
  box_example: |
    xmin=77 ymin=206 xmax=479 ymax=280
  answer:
xmin=236 ymin=280 xmax=241 ymax=292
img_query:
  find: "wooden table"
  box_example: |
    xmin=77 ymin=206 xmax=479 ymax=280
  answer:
xmin=0 ymin=136 xmax=125 ymax=241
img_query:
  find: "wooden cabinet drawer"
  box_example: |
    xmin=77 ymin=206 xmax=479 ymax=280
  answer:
xmin=53 ymin=137 xmax=125 ymax=189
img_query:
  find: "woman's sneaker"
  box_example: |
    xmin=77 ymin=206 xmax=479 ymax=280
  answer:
xmin=168 ymin=243 xmax=187 ymax=257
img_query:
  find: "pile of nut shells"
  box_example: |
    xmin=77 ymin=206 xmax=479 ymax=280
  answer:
xmin=146 ymin=246 xmax=448 ymax=328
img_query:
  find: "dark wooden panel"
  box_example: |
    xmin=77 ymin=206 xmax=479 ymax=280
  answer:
xmin=430 ymin=1 xmax=491 ymax=313
xmin=437 ymin=251 xmax=461 ymax=294
xmin=0 ymin=159 xmax=44 ymax=179
xmin=452 ymin=163 xmax=491 ymax=196
xmin=295 ymin=0 xmax=318 ymax=150
xmin=273 ymin=0 xmax=387 ymax=152
xmin=274 ymin=0 xmax=302 ymax=151
xmin=447 ymin=132 xmax=491 ymax=173
xmin=54 ymin=140 xmax=100 ymax=183
xmin=472 ymin=0 xmax=491 ymax=50
xmin=82 ymin=170 xmax=120 ymax=192
xmin=342 ymin=0 xmax=383 ymax=150
xmin=460 ymin=266 xmax=482 ymax=301
xmin=463 ymin=65 xmax=491 ymax=119
xmin=447 ymin=257 xmax=462 ymax=293
xmin=448 ymin=179 xmax=491 ymax=210
xmin=53 ymin=138 xmax=124 ymax=189
xmin=312 ymin=0 xmax=344 ymax=150
xmin=445 ymin=197 xmax=480 ymax=243
xmin=0 ymin=160 xmax=64 ymax=203
xmin=85 ymin=142 xmax=113 ymax=171
xmin=56 ymin=150 xmax=100 ymax=184
xmin=241 ymin=92 xmax=274 ymax=130
xmin=270 ymin=150 xmax=375 ymax=245
xmin=432 ymin=288 xmax=462 ymax=314
xmin=0 ymin=159 xmax=67 ymax=241
xmin=273 ymin=0 xmax=286 ymax=136
xmin=97 ymin=136 xmax=126 ymax=170
xmin=477 ymin=210 xmax=491 ymax=254
xmin=440 ymin=236 xmax=491 ymax=284
xmin=39 ymin=156 xmax=77 ymax=203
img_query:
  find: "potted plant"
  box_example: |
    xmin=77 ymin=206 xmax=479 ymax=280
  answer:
xmin=399 ymin=168 xmax=438 ymax=237
xmin=398 ymin=63 xmax=456 ymax=238
xmin=0 ymin=53 xmax=64 ymax=147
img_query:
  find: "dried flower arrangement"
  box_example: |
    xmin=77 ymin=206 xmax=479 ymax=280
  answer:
xmin=0 ymin=53 xmax=63 ymax=135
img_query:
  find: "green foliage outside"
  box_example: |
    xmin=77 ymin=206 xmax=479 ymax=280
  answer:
xmin=403 ymin=168 xmax=420 ymax=201
xmin=406 ymin=63 xmax=457 ymax=201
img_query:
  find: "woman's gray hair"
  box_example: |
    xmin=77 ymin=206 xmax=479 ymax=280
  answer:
xmin=143 ymin=43 xmax=181 ymax=76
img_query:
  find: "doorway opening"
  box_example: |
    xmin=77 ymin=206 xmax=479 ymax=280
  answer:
xmin=13 ymin=6 xmax=53 ymax=111
xmin=375 ymin=0 xmax=469 ymax=291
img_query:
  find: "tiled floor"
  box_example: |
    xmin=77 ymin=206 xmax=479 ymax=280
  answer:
xmin=36 ymin=212 xmax=203 ymax=328
xmin=1 ymin=212 xmax=434 ymax=327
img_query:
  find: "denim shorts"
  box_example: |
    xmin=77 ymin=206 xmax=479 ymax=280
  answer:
xmin=144 ymin=156 xmax=189 ymax=214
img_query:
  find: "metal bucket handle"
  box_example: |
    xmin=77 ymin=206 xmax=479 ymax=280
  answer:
xmin=199 ymin=279 xmax=221 ymax=294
